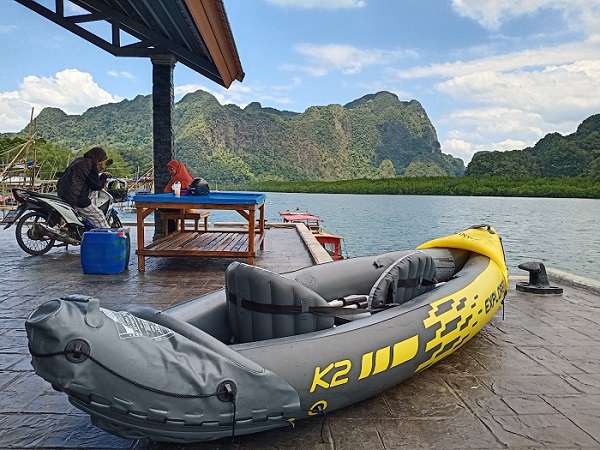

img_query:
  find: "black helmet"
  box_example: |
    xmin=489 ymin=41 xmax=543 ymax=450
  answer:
xmin=189 ymin=177 xmax=210 ymax=196
xmin=106 ymin=178 xmax=128 ymax=202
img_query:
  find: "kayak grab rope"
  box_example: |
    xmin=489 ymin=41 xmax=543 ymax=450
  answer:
xmin=309 ymin=403 xmax=328 ymax=444
xmin=28 ymin=344 xmax=239 ymax=438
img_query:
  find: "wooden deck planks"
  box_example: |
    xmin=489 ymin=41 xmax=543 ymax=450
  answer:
xmin=138 ymin=230 xmax=255 ymax=256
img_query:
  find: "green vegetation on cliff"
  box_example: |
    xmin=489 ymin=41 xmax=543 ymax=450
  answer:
xmin=466 ymin=114 xmax=600 ymax=180
xmin=15 ymin=90 xmax=462 ymax=183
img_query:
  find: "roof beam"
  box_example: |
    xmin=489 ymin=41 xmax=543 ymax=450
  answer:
xmin=183 ymin=0 xmax=244 ymax=86
xmin=14 ymin=0 xmax=236 ymax=86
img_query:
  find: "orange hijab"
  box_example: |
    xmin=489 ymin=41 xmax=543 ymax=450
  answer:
xmin=164 ymin=160 xmax=194 ymax=193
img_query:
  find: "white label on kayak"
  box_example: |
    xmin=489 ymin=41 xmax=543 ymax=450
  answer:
xmin=101 ymin=309 xmax=175 ymax=341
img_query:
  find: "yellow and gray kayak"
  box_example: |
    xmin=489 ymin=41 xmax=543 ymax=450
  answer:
xmin=26 ymin=225 xmax=508 ymax=442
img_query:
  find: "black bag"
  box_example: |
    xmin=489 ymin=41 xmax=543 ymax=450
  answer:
xmin=189 ymin=177 xmax=210 ymax=196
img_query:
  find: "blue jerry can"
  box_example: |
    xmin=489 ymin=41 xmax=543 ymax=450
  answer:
xmin=81 ymin=228 xmax=130 ymax=274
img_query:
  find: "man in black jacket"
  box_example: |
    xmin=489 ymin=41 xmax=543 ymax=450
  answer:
xmin=57 ymin=146 xmax=112 ymax=228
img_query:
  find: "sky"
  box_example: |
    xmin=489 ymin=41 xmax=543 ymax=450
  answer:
xmin=2 ymin=0 xmax=600 ymax=164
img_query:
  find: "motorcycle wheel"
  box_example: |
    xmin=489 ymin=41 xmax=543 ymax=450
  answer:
xmin=15 ymin=211 xmax=56 ymax=256
xmin=108 ymin=212 xmax=122 ymax=228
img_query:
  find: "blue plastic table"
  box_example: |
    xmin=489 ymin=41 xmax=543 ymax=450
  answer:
xmin=133 ymin=191 xmax=266 ymax=271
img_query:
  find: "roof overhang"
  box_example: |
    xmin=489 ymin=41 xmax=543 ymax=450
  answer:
xmin=14 ymin=0 xmax=244 ymax=88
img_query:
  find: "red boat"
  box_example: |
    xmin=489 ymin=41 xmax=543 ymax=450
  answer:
xmin=279 ymin=210 xmax=345 ymax=260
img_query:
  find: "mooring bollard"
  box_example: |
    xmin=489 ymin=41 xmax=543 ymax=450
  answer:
xmin=516 ymin=261 xmax=563 ymax=294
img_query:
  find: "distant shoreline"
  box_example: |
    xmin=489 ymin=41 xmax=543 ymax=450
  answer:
xmin=237 ymin=176 xmax=600 ymax=199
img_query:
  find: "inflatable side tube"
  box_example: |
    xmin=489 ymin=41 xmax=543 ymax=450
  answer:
xmin=26 ymin=300 xmax=301 ymax=442
xmin=418 ymin=225 xmax=508 ymax=286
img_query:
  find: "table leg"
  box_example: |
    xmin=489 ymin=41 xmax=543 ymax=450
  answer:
xmin=248 ymin=208 xmax=255 ymax=265
xmin=179 ymin=209 xmax=185 ymax=231
xmin=259 ymin=203 xmax=265 ymax=250
xmin=136 ymin=207 xmax=146 ymax=272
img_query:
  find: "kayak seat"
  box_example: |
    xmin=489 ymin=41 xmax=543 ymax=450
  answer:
xmin=226 ymin=262 xmax=334 ymax=343
xmin=368 ymin=251 xmax=438 ymax=308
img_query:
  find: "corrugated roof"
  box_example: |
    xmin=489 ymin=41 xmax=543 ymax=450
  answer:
xmin=14 ymin=0 xmax=244 ymax=87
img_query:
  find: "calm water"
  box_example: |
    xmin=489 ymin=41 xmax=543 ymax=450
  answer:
xmin=121 ymin=193 xmax=600 ymax=281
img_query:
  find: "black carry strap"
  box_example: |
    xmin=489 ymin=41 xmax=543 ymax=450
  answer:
xmin=227 ymin=272 xmax=436 ymax=318
xmin=227 ymin=294 xmax=397 ymax=317
xmin=396 ymin=276 xmax=437 ymax=287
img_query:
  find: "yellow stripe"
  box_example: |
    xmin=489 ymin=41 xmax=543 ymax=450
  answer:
xmin=358 ymin=352 xmax=373 ymax=380
xmin=391 ymin=335 xmax=419 ymax=368
xmin=372 ymin=346 xmax=391 ymax=375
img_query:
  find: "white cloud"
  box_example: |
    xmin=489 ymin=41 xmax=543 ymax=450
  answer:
xmin=264 ymin=0 xmax=365 ymax=9
xmin=392 ymin=36 xmax=600 ymax=163
xmin=293 ymin=43 xmax=417 ymax=76
xmin=0 ymin=25 xmax=18 ymax=33
xmin=451 ymin=0 xmax=557 ymax=29
xmin=442 ymin=138 xmax=483 ymax=162
xmin=0 ymin=91 xmax=35 ymax=133
xmin=437 ymin=60 xmax=600 ymax=124
xmin=494 ymin=138 xmax=528 ymax=151
xmin=438 ymin=105 xmax=587 ymax=163
xmin=443 ymin=137 xmax=528 ymax=163
xmin=451 ymin=0 xmax=600 ymax=33
xmin=108 ymin=70 xmax=135 ymax=80
xmin=20 ymin=69 xmax=121 ymax=114
xmin=440 ymin=107 xmax=543 ymax=162
xmin=0 ymin=69 xmax=121 ymax=133
xmin=445 ymin=108 xmax=545 ymax=138
xmin=393 ymin=37 xmax=600 ymax=80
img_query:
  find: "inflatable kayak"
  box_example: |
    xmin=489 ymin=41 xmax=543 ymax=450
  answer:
xmin=26 ymin=225 xmax=508 ymax=443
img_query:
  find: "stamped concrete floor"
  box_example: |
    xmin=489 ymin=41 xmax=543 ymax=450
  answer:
xmin=1 ymin=225 xmax=600 ymax=449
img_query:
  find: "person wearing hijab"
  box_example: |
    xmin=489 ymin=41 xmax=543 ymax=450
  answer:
xmin=57 ymin=146 xmax=112 ymax=228
xmin=164 ymin=160 xmax=194 ymax=193
xmin=162 ymin=160 xmax=197 ymax=233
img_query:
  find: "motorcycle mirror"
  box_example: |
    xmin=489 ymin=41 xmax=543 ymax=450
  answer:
xmin=105 ymin=159 xmax=113 ymax=167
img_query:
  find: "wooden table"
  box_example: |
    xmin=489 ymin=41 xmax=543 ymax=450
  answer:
xmin=134 ymin=192 xmax=266 ymax=271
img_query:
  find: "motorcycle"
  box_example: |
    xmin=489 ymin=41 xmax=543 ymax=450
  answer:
xmin=3 ymin=183 xmax=125 ymax=256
